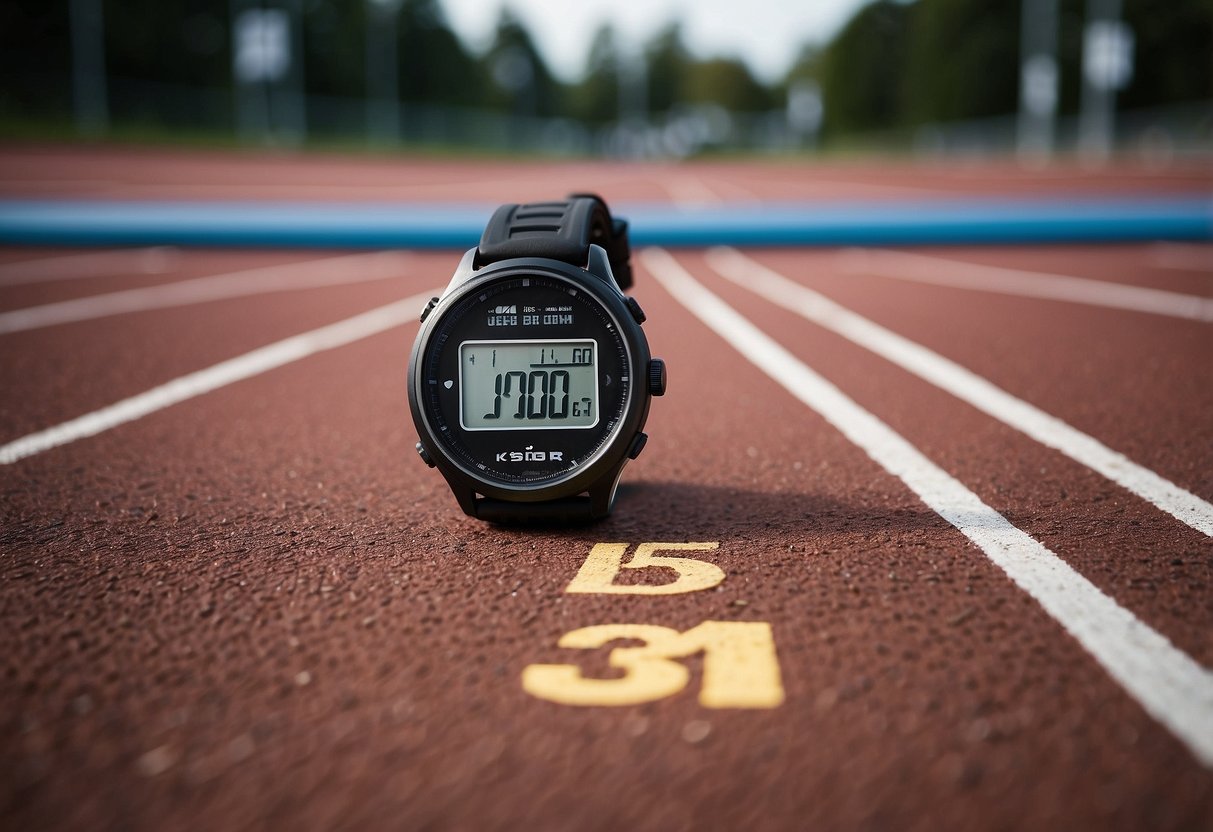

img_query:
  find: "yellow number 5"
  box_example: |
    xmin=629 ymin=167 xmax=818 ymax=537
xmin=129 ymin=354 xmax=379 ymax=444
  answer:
xmin=565 ymin=542 xmax=724 ymax=595
xmin=522 ymin=620 xmax=784 ymax=708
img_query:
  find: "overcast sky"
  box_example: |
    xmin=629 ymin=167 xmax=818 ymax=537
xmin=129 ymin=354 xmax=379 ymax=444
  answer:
xmin=441 ymin=0 xmax=874 ymax=83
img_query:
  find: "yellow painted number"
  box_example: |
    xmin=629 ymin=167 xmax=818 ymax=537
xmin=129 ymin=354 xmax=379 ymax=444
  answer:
xmin=522 ymin=620 xmax=784 ymax=708
xmin=565 ymin=542 xmax=724 ymax=595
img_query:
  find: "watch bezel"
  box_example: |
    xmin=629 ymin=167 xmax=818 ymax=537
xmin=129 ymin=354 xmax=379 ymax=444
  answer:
xmin=407 ymin=254 xmax=652 ymax=506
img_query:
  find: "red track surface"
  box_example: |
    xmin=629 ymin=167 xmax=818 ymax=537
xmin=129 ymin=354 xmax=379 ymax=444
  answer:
xmin=2 ymin=146 xmax=1212 ymax=830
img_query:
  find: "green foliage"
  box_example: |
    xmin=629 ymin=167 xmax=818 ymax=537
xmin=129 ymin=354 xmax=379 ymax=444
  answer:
xmin=395 ymin=0 xmax=483 ymax=106
xmin=1119 ymin=0 xmax=1213 ymax=108
xmin=483 ymin=7 xmax=560 ymax=117
xmin=0 ymin=0 xmax=72 ymax=116
xmin=820 ymin=0 xmax=912 ymax=134
xmin=645 ymin=23 xmax=688 ymax=115
xmin=4 ymin=0 xmax=1210 ymax=144
xmin=301 ymin=0 xmax=367 ymax=98
xmin=570 ymin=24 xmax=621 ymax=124
xmin=105 ymin=0 xmax=230 ymax=87
xmin=682 ymin=57 xmax=774 ymax=112
xmin=903 ymin=0 xmax=1020 ymax=125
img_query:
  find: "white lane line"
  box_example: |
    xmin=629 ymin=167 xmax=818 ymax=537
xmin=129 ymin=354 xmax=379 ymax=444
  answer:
xmin=0 ymin=251 xmax=412 ymax=334
xmin=0 ymin=289 xmax=438 ymax=464
xmin=661 ymin=176 xmax=724 ymax=207
xmin=836 ymin=248 xmax=1213 ymax=322
xmin=707 ymin=247 xmax=1213 ymax=538
xmin=0 ymin=247 xmax=179 ymax=286
xmin=1149 ymin=243 xmax=1213 ymax=273
xmin=731 ymin=176 xmax=946 ymax=198
xmin=642 ymin=247 xmax=1213 ymax=768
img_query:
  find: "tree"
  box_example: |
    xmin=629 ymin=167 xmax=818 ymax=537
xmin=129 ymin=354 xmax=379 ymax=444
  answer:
xmin=902 ymin=0 xmax=1019 ymax=125
xmin=1118 ymin=0 xmax=1213 ymax=109
xmin=820 ymin=0 xmax=913 ymax=135
xmin=571 ymin=23 xmax=621 ymax=124
xmin=0 ymin=0 xmax=72 ymax=117
xmin=302 ymin=0 xmax=368 ymax=99
xmin=645 ymin=22 xmax=690 ymax=115
xmin=396 ymin=0 xmax=484 ymax=106
xmin=681 ymin=56 xmax=774 ymax=113
xmin=483 ymin=7 xmax=560 ymax=117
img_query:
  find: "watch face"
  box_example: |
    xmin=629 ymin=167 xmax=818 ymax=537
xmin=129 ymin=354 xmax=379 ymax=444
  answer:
xmin=415 ymin=272 xmax=634 ymax=487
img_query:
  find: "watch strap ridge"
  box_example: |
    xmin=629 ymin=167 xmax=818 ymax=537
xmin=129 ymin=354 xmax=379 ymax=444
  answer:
xmin=475 ymin=194 xmax=632 ymax=290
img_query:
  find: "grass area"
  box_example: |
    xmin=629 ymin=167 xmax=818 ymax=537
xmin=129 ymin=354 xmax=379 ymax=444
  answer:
xmin=0 ymin=115 xmax=599 ymax=161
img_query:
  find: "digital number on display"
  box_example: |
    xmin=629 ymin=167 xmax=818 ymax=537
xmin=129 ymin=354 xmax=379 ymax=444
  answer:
xmin=459 ymin=340 xmax=599 ymax=430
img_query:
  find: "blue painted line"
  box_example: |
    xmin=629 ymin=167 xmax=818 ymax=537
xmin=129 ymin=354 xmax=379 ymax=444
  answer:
xmin=0 ymin=196 xmax=1209 ymax=248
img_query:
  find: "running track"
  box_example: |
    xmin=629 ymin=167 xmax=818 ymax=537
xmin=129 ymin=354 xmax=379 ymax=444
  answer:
xmin=2 ymin=146 xmax=1211 ymax=830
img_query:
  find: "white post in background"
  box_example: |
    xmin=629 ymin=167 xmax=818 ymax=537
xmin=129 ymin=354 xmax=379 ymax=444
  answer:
xmin=282 ymin=0 xmax=307 ymax=145
xmin=618 ymin=48 xmax=647 ymax=124
xmin=365 ymin=0 xmax=402 ymax=145
xmin=1079 ymin=0 xmax=1134 ymax=163
xmin=787 ymin=80 xmax=823 ymax=152
xmin=1017 ymin=0 xmax=1058 ymax=163
xmin=616 ymin=47 xmax=649 ymax=157
xmin=69 ymin=0 xmax=109 ymax=136
xmin=233 ymin=1 xmax=294 ymax=143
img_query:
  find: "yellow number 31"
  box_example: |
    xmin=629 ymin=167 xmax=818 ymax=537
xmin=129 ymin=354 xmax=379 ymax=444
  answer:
xmin=522 ymin=621 xmax=784 ymax=708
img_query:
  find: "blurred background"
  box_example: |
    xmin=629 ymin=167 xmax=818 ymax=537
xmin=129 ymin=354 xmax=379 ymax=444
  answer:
xmin=0 ymin=0 xmax=1210 ymax=162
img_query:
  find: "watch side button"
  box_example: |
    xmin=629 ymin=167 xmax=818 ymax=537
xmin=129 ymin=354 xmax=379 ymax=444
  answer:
xmin=419 ymin=297 xmax=440 ymax=322
xmin=416 ymin=442 xmax=436 ymax=467
xmin=624 ymin=296 xmax=647 ymax=324
xmin=648 ymin=358 xmax=666 ymax=396
xmin=627 ymin=432 xmax=648 ymax=460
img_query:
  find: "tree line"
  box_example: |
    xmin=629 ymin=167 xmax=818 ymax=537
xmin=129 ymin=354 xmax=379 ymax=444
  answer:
xmin=0 ymin=0 xmax=1208 ymax=140
xmin=797 ymin=0 xmax=1212 ymax=139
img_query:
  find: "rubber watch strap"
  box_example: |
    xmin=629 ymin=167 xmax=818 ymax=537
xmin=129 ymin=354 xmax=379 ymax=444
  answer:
xmin=474 ymin=495 xmax=598 ymax=524
xmin=474 ymin=193 xmax=632 ymax=290
xmin=468 ymin=194 xmax=630 ymax=524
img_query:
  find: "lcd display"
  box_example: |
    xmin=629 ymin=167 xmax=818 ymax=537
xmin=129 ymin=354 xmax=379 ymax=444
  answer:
xmin=459 ymin=339 xmax=598 ymax=430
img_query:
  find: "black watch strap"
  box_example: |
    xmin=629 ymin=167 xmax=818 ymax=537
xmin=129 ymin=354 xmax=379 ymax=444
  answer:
xmin=474 ymin=495 xmax=598 ymax=524
xmin=473 ymin=471 xmax=619 ymax=523
xmin=474 ymin=193 xmax=632 ymax=290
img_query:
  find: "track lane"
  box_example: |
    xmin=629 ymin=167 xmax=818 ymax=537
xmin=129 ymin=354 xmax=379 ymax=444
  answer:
xmin=869 ymin=244 xmax=1213 ymax=297
xmin=665 ymin=248 xmax=1213 ymax=665
xmin=834 ymin=248 xmax=1213 ymax=321
xmin=708 ymin=246 xmax=1213 ymax=531
xmin=0 ymin=254 xmax=447 ymax=443
xmin=0 ymin=252 xmax=414 ymax=335
xmin=4 ymin=241 xmax=1213 ymax=830
xmin=3 ymin=149 xmax=1211 ymax=830
xmin=3 ymin=146 xmax=1210 ymax=204
xmin=730 ymin=248 xmax=1213 ymax=502
xmin=645 ymin=247 xmax=1213 ymax=764
xmin=0 ymin=250 xmax=339 ymax=313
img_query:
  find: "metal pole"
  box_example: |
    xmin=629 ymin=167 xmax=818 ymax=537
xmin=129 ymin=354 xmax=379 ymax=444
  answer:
xmin=283 ymin=0 xmax=307 ymax=144
xmin=69 ymin=0 xmax=109 ymax=135
xmin=232 ymin=0 xmax=268 ymax=142
xmin=1079 ymin=0 xmax=1128 ymax=163
xmin=365 ymin=0 xmax=401 ymax=145
xmin=618 ymin=49 xmax=647 ymax=124
xmin=1017 ymin=0 xmax=1058 ymax=161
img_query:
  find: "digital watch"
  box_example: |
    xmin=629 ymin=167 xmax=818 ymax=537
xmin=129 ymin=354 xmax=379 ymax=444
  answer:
xmin=407 ymin=194 xmax=665 ymax=523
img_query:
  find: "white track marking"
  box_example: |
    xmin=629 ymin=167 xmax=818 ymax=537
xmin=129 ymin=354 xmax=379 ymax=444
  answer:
xmin=662 ymin=176 xmax=723 ymax=207
xmin=0 ymin=174 xmax=600 ymax=199
xmin=0 ymin=247 xmax=179 ymax=286
xmin=727 ymin=175 xmax=945 ymax=198
xmin=706 ymin=247 xmax=1213 ymax=537
xmin=692 ymin=175 xmax=761 ymax=203
xmin=0 ymin=289 xmax=438 ymax=464
xmin=836 ymin=247 xmax=1213 ymax=322
xmin=1149 ymin=243 xmax=1213 ymax=273
xmin=0 ymin=251 xmax=412 ymax=334
xmin=643 ymin=247 xmax=1213 ymax=768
